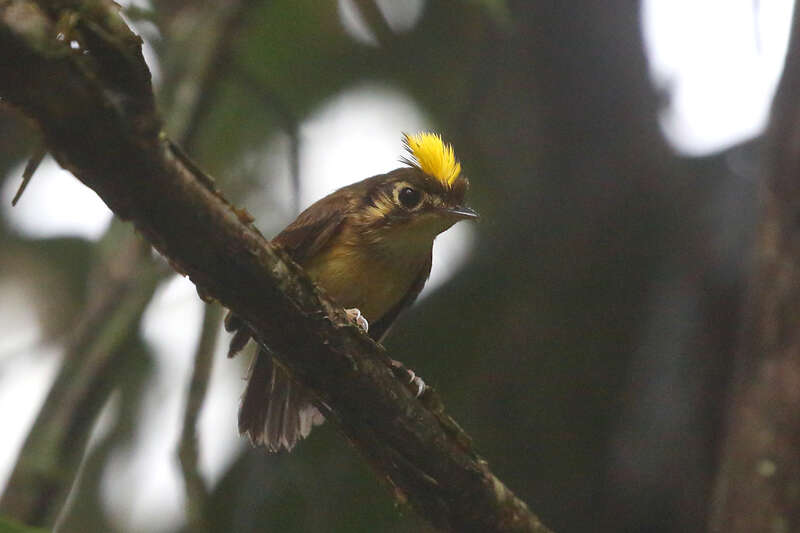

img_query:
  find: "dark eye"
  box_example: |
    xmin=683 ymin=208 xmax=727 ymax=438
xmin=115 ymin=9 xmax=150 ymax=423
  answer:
xmin=398 ymin=187 xmax=421 ymax=209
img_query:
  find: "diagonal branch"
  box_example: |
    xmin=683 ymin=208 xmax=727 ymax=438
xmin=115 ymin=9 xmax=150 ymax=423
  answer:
xmin=0 ymin=2 xmax=552 ymax=532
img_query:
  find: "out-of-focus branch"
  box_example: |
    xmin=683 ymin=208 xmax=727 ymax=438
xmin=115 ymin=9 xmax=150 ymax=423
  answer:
xmin=231 ymin=65 xmax=301 ymax=214
xmin=0 ymin=0 xmax=258 ymax=527
xmin=177 ymin=303 xmax=223 ymax=533
xmin=0 ymin=0 xmax=172 ymax=522
xmin=352 ymin=0 xmax=395 ymax=47
xmin=157 ymin=1 xmax=267 ymax=526
xmin=709 ymin=8 xmax=800 ymax=533
xmin=0 ymin=233 xmax=164 ymax=525
xmin=0 ymin=3 xmax=552 ymax=532
xmin=174 ymin=0 xmax=260 ymax=152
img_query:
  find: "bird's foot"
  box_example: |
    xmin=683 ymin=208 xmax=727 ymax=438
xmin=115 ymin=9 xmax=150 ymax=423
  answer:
xmin=390 ymin=359 xmax=426 ymax=397
xmin=345 ymin=308 xmax=369 ymax=333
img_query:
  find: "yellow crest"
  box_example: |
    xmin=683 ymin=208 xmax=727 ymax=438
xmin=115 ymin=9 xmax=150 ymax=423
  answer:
xmin=401 ymin=132 xmax=462 ymax=187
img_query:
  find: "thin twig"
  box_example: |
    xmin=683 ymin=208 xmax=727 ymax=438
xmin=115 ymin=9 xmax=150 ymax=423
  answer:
xmin=12 ymin=144 xmax=45 ymax=206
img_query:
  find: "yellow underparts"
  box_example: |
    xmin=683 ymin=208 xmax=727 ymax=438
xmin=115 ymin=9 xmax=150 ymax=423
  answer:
xmin=302 ymin=227 xmax=432 ymax=322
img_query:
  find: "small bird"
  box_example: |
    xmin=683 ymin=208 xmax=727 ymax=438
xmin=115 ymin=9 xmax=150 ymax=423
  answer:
xmin=226 ymin=132 xmax=477 ymax=452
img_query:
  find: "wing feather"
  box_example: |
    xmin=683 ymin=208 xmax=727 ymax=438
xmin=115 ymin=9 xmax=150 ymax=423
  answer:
xmin=273 ymin=194 xmax=349 ymax=263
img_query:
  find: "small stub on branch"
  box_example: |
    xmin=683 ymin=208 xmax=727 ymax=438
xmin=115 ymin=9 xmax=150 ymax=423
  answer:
xmin=12 ymin=146 xmax=45 ymax=206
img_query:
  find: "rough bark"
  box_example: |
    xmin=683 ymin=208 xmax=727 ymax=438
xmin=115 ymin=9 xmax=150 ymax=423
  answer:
xmin=0 ymin=2 xmax=552 ymax=532
xmin=708 ymin=8 xmax=800 ymax=533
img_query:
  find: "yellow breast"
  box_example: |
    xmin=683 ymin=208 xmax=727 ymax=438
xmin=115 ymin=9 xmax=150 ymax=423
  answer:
xmin=301 ymin=233 xmax=428 ymax=322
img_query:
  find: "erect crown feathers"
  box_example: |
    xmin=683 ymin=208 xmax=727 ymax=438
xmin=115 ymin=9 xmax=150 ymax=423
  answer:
xmin=401 ymin=132 xmax=462 ymax=187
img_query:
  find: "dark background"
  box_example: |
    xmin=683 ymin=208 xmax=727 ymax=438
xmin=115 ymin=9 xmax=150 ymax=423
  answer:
xmin=0 ymin=1 xmax=776 ymax=532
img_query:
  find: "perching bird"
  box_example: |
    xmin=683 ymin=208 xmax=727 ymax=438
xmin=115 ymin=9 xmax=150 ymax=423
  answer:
xmin=226 ymin=132 xmax=477 ymax=452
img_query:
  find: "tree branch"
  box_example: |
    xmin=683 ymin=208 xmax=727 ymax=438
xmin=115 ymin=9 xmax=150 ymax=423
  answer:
xmin=0 ymin=2 xmax=552 ymax=532
xmin=709 ymin=7 xmax=800 ymax=533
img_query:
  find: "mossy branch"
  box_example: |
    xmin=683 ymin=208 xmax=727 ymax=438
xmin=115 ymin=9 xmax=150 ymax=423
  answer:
xmin=0 ymin=2 xmax=552 ymax=532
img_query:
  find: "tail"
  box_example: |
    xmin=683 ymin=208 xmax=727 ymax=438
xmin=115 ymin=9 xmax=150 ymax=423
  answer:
xmin=238 ymin=346 xmax=325 ymax=453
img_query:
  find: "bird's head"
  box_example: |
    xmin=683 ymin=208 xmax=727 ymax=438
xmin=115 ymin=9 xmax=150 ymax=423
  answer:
xmin=351 ymin=132 xmax=477 ymax=252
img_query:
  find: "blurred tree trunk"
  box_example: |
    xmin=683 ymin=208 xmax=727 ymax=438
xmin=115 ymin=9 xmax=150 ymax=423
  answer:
xmin=451 ymin=2 xmax=702 ymax=531
xmin=709 ymin=8 xmax=800 ymax=532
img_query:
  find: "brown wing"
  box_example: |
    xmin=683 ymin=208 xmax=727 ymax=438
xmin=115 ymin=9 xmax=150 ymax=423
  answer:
xmin=272 ymin=193 xmax=349 ymax=263
xmin=226 ymin=193 xmax=348 ymax=357
xmin=369 ymin=253 xmax=432 ymax=342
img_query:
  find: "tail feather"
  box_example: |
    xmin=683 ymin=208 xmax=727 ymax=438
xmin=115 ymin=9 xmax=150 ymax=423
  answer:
xmin=239 ymin=345 xmax=324 ymax=452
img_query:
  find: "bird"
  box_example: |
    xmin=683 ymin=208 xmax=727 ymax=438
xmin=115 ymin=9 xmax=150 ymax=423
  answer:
xmin=225 ymin=132 xmax=478 ymax=452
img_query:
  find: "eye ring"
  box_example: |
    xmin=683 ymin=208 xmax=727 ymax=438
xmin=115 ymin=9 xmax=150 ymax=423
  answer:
xmin=398 ymin=187 xmax=422 ymax=209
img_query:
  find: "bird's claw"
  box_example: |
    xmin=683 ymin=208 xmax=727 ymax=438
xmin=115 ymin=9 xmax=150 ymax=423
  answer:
xmin=411 ymin=375 xmax=426 ymax=397
xmin=345 ymin=308 xmax=369 ymax=333
xmin=390 ymin=359 xmax=427 ymax=397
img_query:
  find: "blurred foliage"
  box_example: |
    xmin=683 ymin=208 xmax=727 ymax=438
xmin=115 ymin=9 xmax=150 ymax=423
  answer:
xmin=0 ymin=0 xmax=763 ymax=532
xmin=0 ymin=515 xmax=47 ymax=533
